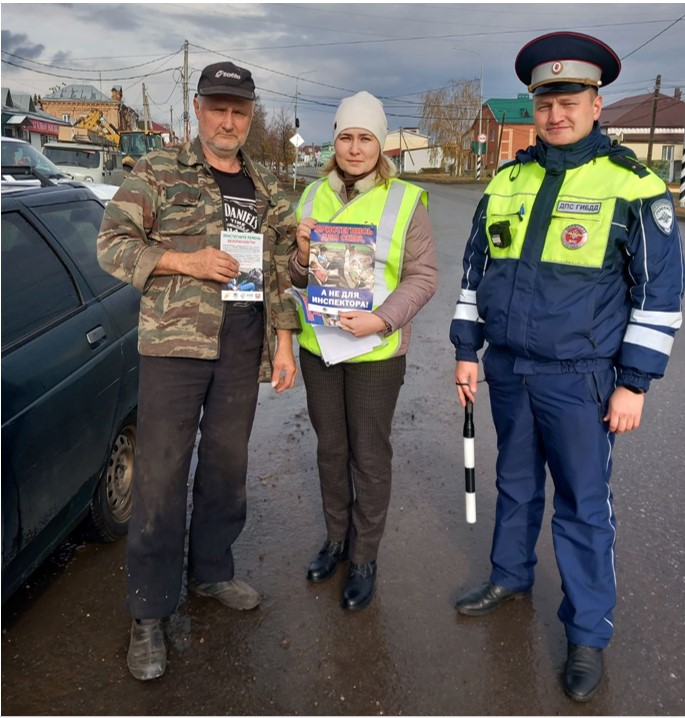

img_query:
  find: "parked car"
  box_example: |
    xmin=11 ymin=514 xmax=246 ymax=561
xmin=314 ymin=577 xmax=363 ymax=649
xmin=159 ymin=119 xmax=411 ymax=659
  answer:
xmin=1 ymin=180 xmax=140 ymax=602
xmin=1 ymin=136 xmax=73 ymax=186
xmin=42 ymin=140 xmax=125 ymax=186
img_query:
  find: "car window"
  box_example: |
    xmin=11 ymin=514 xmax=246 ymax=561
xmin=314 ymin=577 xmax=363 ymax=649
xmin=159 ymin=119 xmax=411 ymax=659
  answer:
xmin=1 ymin=140 xmax=68 ymax=179
xmin=1 ymin=212 xmax=82 ymax=349
xmin=33 ymin=200 xmax=121 ymax=297
xmin=43 ymin=147 xmax=101 ymax=169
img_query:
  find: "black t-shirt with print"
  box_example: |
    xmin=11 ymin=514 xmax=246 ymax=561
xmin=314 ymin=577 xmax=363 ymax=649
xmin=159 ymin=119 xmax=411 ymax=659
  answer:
xmin=210 ymin=165 xmax=258 ymax=232
xmin=210 ymin=165 xmax=262 ymax=307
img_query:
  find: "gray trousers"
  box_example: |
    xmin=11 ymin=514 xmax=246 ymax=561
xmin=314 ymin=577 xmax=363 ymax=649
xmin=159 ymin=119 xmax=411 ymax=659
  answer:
xmin=126 ymin=306 xmax=264 ymax=619
xmin=299 ymin=348 xmax=406 ymax=563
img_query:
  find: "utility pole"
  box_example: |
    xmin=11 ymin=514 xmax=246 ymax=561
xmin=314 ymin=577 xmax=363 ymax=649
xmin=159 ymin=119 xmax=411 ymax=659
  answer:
xmin=476 ymin=67 xmax=484 ymax=181
xmin=183 ymin=39 xmax=190 ymax=143
xmin=646 ymin=74 xmax=661 ymax=168
xmin=142 ymin=83 xmax=151 ymax=133
xmin=170 ymin=106 xmax=174 ymax=143
xmin=495 ymin=112 xmax=506 ymax=174
xmin=293 ymin=79 xmax=299 ymax=190
xmin=680 ymin=127 xmax=685 ymax=207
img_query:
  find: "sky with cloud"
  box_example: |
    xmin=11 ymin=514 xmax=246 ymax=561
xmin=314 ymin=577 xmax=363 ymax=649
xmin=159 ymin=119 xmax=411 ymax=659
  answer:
xmin=2 ymin=2 xmax=684 ymax=144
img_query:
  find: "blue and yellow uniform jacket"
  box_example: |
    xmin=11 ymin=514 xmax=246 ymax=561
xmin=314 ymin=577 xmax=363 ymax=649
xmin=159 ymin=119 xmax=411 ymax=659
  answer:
xmin=450 ymin=126 xmax=684 ymax=391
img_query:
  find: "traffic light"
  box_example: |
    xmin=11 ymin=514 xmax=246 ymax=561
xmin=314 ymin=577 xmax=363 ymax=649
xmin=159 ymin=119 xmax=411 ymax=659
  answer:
xmin=295 ymin=118 xmax=300 ymax=128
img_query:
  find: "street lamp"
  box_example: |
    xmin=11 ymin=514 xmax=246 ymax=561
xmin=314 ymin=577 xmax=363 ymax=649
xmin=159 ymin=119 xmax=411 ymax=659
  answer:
xmin=293 ymin=70 xmax=317 ymax=190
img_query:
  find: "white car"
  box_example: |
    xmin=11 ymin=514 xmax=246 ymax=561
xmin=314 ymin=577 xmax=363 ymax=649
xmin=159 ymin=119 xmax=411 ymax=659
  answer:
xmin=1 ymin=137 xmax=73 ymax=187
xmin=81 ymin=182 xmax=119 ymax=204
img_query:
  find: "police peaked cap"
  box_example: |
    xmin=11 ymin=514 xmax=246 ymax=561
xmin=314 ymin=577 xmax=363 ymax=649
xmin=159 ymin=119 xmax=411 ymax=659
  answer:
xmin=515 ymin=32 xmax=621 ymax=95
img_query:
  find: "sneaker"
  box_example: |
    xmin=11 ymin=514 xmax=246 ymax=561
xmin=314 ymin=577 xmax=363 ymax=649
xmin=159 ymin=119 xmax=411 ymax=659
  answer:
xmin=188 ymin=578 xmax=261 ymax=610
xmin=127 ymin=619 xmax=166 ymax=681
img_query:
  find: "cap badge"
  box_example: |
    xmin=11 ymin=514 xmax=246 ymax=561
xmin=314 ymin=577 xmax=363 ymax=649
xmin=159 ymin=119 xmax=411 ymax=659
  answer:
xmin=551 ymin=61 xmax=564 ymax=75
xmin=561 ymin=224 xmax=588 ymax=249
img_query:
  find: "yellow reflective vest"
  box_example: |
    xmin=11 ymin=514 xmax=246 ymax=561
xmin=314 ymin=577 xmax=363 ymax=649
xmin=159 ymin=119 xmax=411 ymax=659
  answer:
xmin=295 ymin=177 xmax=427 ymax=362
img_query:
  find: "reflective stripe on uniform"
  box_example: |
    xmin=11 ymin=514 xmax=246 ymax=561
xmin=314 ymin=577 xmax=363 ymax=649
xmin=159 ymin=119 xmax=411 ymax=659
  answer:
xmin=630 ymin=308 xmax=683 ymax=329
xmin=623 ymin=324 xmax=675 ymax=355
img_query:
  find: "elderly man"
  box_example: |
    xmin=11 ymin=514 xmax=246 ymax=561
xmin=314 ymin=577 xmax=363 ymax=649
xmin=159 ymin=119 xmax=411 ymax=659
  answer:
xmin=97 ymin=61 xmax=300 ymax=681
xmin=450 ymin=32 xmax=683 ymax=702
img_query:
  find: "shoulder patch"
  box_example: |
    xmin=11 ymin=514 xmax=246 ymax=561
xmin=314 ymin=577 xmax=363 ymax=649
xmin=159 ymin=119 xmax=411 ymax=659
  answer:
xmin=609 ymin=153 xmax=649 ymax=178
xmin=650 ymin=198 xmax=674 ymax=236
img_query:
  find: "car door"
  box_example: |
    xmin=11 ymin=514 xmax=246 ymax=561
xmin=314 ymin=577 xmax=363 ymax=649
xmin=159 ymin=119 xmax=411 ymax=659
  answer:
xmin=104 ymin=150 xmax=125 ymax=186
xmin=1 ymin=205 xmax=123 ymax=575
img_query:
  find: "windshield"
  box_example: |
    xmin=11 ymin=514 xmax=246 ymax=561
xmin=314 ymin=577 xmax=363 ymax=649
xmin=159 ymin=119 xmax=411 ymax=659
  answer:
xmin=146 ymin=134 xmax=164 ymax=151
xmin=120 ymin=132 xmax=163 ymax=157
xmin=43 ymin=147 xmax=101 ymax=169
xmin=120 ymin=133 xmax=147 ymax=157
xmin=1 ymin=140 xmax=70 ymax=179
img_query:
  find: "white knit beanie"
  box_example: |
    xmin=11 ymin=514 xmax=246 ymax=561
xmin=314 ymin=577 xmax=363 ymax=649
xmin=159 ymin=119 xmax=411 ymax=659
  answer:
xmin=333 ymin=91 xmax=388 ymax=148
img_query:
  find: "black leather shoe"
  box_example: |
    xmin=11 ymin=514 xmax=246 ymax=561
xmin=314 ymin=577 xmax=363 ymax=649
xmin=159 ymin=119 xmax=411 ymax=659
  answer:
xmin=342 ymin=561 xmax=377 ymax=611
xmin=306 ymin=539 xmax=348 ymax=582
xmin=563 ymin=643 xmax=604 ymax=702
xmin=455 ymin=581 xmax=531 ymax=616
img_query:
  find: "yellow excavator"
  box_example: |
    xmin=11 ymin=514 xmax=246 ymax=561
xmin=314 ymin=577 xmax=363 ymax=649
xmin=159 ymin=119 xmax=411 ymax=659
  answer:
xmin=60 ymin=110 xmax=164 ymax=171
xmin=119 ymin=129 xmax=164 ymax=171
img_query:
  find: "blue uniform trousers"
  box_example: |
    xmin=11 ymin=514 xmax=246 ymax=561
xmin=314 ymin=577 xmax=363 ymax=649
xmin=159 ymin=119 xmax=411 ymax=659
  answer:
xmin=483 ymin=346 xmax=617 ymax=648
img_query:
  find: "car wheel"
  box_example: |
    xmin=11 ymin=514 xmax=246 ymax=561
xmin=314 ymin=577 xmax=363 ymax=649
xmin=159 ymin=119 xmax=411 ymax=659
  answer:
xmin=88 ymin=423 xmax=136 ymax=542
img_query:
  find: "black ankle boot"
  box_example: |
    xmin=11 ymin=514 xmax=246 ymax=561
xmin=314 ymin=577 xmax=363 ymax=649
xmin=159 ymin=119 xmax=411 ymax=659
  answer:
xmin=342 ymin=561 xmax=377 ymax=611
xmin=306 ymin=539 xmax=348 ymax=582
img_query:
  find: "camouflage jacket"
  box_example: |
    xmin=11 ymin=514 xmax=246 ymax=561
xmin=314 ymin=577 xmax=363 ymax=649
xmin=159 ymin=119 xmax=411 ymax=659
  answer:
xmin=97 ymin=137 xmax=300 ymax=382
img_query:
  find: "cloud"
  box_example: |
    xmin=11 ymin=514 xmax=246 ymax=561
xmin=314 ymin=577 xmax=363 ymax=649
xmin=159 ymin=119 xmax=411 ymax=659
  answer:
xmin=1 ymin=29 xmax=45 ymax=62
xmin=1 ymin=4 xmax=683 ymax=143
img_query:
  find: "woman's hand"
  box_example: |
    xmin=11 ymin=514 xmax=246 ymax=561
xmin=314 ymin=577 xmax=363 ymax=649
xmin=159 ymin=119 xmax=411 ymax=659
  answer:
xmin=337 ymin=311 xmax=386 ymax=338
xmin=296 ymin=217 xmax=318 ymax=266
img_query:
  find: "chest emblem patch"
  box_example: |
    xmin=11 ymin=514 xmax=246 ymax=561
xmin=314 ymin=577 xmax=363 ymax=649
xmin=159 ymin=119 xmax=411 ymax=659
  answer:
xmin=561 ymin=224 xmax=588 ymax=249
xmin=556 ymin=201 xmax=601 ymax=214
xmin=651 ymin=198 xmax=674 ymax=236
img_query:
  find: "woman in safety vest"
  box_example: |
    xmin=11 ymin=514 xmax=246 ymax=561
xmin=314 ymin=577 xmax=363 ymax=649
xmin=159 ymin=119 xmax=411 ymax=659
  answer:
xmin=288 ymin=91 xmax=438 ymax=610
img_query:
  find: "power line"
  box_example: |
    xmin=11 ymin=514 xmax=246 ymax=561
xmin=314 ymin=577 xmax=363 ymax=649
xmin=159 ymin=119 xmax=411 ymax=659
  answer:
xmin=0 ymin=48 xmax=183 ymax=75
xmin=0 ymin=56 xmax=178 ymax=83
xmin=187 ymin=18 xmax=682 ymax=53
xmin=620 ymin=13 xmax=685 ymax=60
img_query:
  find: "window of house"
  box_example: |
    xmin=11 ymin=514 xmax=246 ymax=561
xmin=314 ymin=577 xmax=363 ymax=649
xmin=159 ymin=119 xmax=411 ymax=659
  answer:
xmin=662 ymin=146 xmax=674 ymax=161
xmin=62 ymin=114 xmax=71 ymax=123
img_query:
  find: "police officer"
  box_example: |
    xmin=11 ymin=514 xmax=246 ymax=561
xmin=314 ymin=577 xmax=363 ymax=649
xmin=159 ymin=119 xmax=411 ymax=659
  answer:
xmin=450 ymin=32 xmax=683 ymax=702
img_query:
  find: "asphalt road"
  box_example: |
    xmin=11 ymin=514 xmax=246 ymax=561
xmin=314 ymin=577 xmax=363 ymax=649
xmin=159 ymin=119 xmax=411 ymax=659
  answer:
xmin=2 ymin=184 xmax=684 ymax=716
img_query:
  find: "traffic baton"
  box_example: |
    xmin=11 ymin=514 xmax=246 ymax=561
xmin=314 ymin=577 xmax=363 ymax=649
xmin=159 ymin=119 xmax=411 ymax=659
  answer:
xmin=463 ymin=399 xmax=476 ymax=524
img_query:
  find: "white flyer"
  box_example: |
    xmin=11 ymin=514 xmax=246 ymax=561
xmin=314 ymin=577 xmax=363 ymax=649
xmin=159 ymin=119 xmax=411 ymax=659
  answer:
xmin=220 ymin=231 xmax=264 ymax=301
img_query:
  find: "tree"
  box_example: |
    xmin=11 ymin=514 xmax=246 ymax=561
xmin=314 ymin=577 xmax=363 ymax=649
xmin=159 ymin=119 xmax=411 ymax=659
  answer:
xmin=420 ymin=78 xmax=480 ymax=176
xmin=243 ymin=96 xmax=270 ymax=166
xmin=267 ymin=107 xmax=295 ymax=176
xmin=48 ymin=82 xmax=67 ymax=96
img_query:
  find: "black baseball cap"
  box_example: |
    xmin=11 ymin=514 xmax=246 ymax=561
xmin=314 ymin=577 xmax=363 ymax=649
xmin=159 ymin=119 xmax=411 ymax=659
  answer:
xmin=516 ymin=32 xmax=620 ymax=96
xmin=196 ymin=62 xmax=256 ymax=100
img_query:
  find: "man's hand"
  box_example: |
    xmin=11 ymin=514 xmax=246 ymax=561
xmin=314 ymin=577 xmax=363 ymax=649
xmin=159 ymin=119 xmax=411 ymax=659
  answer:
xmin=271 ymin=330 xmax=297 ymax=393
xmin=153 ymin=248 xmax=239 ymax=283
xmin=337 ymin=311 xmax=386 ymax=338
xmin=296 ymin=217 xmax=318 ymax=266
xmin=604 ymin=386 xmax=644 ymax=434
xmin=455 ymin=360 xmax=479 ymax=407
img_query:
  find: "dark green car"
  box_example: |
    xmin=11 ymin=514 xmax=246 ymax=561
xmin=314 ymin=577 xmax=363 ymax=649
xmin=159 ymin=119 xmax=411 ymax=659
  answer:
xmin=1 ymin=181 xmax=140 ymax=602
